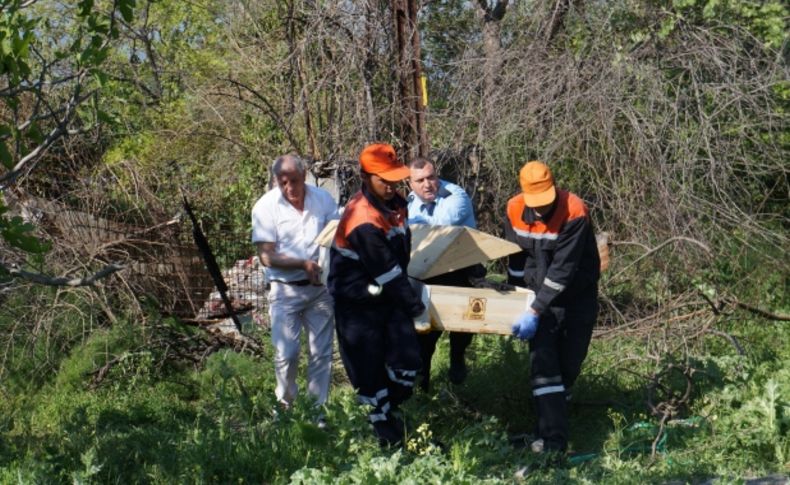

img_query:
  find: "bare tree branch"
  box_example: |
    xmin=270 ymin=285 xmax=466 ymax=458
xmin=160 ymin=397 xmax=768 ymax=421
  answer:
xmin=724 ymin=296 xmax=790 ymax=322
xmin=0 ymin=71 xmax=94 ymax=186
xmin=609 ymin=237 xmax=712 ymax=283
xmin=215 ymin=77 xmax=302 ymax=151
xmin=1 ymin=262 xmax=125 ymax=287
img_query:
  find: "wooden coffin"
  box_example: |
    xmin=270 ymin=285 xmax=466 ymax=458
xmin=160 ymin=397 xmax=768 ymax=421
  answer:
xmin=424 ymin=284 xmax=535 ymax=335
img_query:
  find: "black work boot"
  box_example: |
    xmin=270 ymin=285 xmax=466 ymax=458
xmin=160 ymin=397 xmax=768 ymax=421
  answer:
xmin=373 ymin=415 xmax=405 ymax=448
xmin=509 ymin=432 xmax=539 ymax=449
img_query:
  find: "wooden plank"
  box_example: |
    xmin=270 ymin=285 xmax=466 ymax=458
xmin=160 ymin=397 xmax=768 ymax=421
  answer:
xmin=427 ymin=284 xmax=535 ymax=335
xmin=315 ymin=219 xmax=339 ymax=247
xmin=315 ymin=221 xmax=522 ymax=280
xmin=408 ymin=224 xmax=460 ymax=278
xmin=420 ymin=226 xmax=522 ymax=279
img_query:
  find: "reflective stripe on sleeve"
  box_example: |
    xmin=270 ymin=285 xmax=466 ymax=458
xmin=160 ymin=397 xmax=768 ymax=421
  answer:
xmin=514 ymin=228 xmax=558 ymax=240
xmin=374 ymin=265 xmax=403 ymax=285
xmin=333 ymin=245 xmax=360 ymax=260
xmin=508 ymin=268 xmax=525 ymax=277
xmin=543 ymin=277 xmax=565 ymax=292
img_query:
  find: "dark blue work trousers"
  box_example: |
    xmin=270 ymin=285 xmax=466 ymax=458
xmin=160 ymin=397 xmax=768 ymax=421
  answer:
xmin=529 ymin=291 xmax=598 ymax=451
xmin=335 ymin=301 xmax=422 ymax=444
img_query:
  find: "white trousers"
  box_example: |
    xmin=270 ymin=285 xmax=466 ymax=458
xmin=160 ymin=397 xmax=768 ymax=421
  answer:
xmin=268 ymin=282 xmax=334 ymax=406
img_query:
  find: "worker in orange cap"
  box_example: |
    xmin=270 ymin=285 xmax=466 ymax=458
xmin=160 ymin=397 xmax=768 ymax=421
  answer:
xmin=328 ymin=143 xmax=426 ymax=447
xmin=504 ymin=161 xmax=600 ymax=455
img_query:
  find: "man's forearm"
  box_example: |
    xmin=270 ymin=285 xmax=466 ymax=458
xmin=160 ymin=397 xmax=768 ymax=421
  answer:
xmin=259 ymin=251 xmax=310 ymax=270
xmin=255 ymin=242 xmax=311 ymax=270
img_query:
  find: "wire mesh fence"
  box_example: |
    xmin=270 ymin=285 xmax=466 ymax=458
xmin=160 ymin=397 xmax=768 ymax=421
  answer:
xmin=1 ymin=191 xmax=268 ymax=329
xmin=183 ymin=221 xmax=268 ymax=328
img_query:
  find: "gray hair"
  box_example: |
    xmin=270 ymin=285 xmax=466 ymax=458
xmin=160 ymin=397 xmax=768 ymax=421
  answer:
xmin=272 ymin=154 xmax=307 ymax=177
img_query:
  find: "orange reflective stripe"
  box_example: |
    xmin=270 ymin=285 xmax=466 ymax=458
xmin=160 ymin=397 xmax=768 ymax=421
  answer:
xmin=334 ymin=191 xmax=407 ymax=250
xmin=507 ymin=194 xmax=558 ymax=238
xmin=507 ymin=190 xmax=588 ymax=238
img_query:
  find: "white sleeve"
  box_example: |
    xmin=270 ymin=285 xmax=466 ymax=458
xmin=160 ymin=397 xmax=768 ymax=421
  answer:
xmin=251 ymin=197 xmax=276 ymax=244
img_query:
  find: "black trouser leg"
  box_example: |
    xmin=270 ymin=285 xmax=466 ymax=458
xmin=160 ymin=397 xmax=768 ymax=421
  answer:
xmin=529 ymin=297 xmax=598 ymax=452
xmin=529 ymin=311 xmax=568 ymax=452
xmin=335 ymin=302 xmax=421 ymax=446
xmin=557 ymin=296 xmax=598 ymax=392
xmin=385 ymin=311 xmax=422 ymax=408
xmin=449 ymin=332 xmax=473 ymax=363
xmin=417 ymin=331 xmax=473 ymax=390
xmin=421 ymin=265 xmax=481 ymax=388
xmin=447 ymin=332 xmax=472 ymax=384
xmin=335 ymin=304 xmax=392 ymax=428
xmin=417 ymin=331 xmax=441 ymax=391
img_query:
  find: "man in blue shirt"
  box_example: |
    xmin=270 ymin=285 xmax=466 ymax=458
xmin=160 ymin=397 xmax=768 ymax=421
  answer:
xmin=407 ymin=157 xmax=484 ymax=390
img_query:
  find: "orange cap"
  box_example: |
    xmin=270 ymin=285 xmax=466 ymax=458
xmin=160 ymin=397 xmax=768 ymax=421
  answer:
xmin=359 ymin=143 xmax=410 ymax=182
xmin=519 ymin=161 xmax=556 ymax=207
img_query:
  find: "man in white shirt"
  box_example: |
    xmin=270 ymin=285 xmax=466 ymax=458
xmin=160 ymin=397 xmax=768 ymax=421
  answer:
xmin=251 ymin=154 xmax=339 ymax=415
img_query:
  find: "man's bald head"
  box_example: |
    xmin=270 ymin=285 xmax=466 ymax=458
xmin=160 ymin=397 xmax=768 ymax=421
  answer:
xmin=272 ymin=154 xmax=307 ymax=177
xmin=271 ymin=154 xmax=308 ymax=210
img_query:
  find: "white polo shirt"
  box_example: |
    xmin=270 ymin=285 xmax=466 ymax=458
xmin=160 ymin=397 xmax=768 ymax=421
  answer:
xmin=251 ymin=184 xmax=339 ymax=283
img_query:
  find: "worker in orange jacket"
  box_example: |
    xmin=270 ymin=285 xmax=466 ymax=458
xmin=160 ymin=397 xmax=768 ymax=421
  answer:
xmin=328 ymin=143 xmax=425 ymax=447
xmin=504 ymin=161 xmax=600 ymax=454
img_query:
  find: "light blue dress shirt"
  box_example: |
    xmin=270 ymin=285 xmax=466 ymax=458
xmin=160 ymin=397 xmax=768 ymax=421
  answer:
xmin=407 ymin=179 xmax=476 ymax=229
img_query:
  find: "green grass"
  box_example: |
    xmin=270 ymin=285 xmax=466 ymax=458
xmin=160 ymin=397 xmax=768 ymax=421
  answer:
xmin=0 ymin=311 xmax=788 ymax=483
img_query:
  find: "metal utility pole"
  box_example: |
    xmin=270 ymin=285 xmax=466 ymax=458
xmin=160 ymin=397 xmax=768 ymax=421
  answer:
xmin=392 ymin=0 xmax=428 ymax=162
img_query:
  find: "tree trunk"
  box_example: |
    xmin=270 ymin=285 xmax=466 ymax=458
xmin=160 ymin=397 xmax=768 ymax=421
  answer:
xmin=363 ymin=1 xmax=377 ymax=141
xmin=409 ymin=0 xmax=428 ymax=159
xmin=475 ymin=1 xmax=508 ymax=144
xmin=392 ymin=0 xmax=428 ymax=162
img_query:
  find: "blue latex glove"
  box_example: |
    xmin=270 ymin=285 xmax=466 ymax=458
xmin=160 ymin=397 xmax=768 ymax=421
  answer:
xmin=511 ymin=312 xmax=539 ymax=341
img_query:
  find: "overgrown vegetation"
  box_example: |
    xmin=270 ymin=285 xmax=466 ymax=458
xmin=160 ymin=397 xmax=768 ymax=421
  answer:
xmin=0 ymin=307 xmax=787 ymax=483
xmin=1 ymin=0 xmax=787 ymax=482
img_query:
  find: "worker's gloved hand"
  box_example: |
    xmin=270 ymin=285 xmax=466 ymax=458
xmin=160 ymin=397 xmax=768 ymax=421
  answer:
xmin=511 ymin=312 xmax=539 ymax=341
